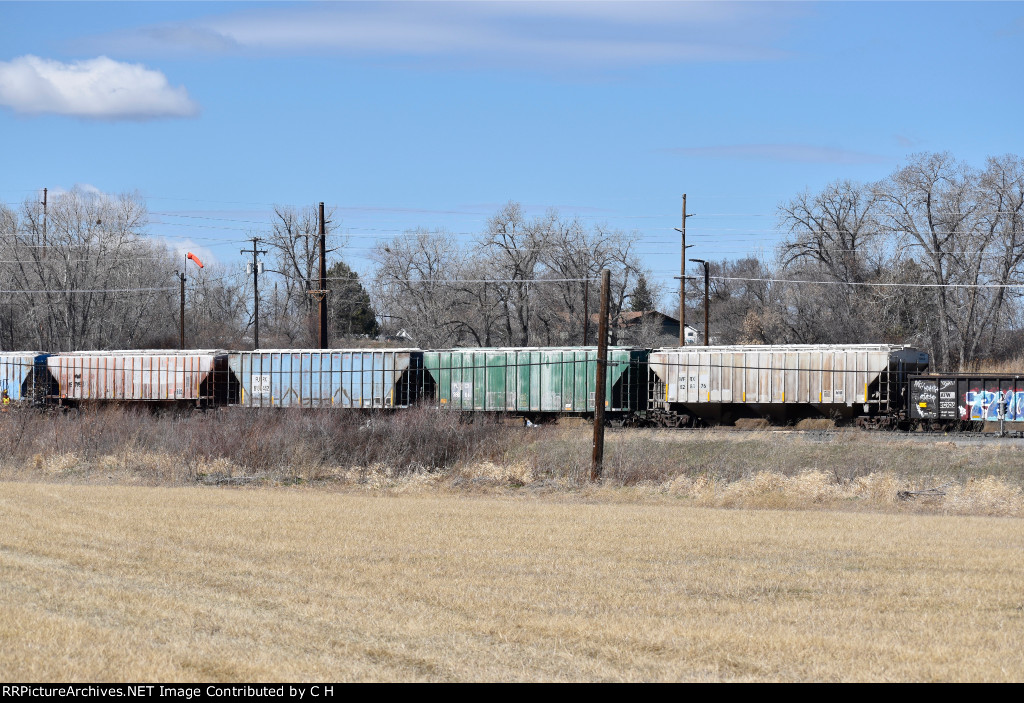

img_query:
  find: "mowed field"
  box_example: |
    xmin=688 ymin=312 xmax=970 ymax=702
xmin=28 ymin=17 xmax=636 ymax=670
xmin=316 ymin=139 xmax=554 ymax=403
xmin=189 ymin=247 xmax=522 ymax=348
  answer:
xmin=1 ymin=483 xmax=1021 ymax=682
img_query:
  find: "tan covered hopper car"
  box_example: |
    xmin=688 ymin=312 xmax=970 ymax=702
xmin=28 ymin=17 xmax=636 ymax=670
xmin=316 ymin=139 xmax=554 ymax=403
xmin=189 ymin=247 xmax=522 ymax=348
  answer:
xmin=648 ymin=344 xmax=929 ymax=426
xmin=46 ymin=350 xmax=236 ymax=405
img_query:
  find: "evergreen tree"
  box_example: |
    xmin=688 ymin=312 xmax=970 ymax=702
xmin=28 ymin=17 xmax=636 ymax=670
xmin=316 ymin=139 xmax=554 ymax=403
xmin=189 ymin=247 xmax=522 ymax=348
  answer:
xmin=629 ymin=273 xmax=655 ymax=312
xmin=326 ymin=261 xmax=379 ymax=338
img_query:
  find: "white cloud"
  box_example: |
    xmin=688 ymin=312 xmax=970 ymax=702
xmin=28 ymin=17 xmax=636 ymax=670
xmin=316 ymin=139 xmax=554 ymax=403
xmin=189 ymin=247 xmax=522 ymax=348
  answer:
xmin=0 ymin=55 xmax=199 ymax=120
xmin=46 ymin=182 xmax=104 ymax=198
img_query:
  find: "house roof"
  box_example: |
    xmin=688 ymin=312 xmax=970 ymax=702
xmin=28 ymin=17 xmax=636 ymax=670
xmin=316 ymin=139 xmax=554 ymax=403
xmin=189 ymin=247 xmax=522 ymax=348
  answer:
xmin=588 ymin=309 xmax=684 ymax=327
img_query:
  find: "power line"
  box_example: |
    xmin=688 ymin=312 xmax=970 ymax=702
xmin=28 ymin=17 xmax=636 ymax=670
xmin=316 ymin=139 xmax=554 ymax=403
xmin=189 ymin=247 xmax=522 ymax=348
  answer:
xmin=151 ymin=212 xmax=273 ymax=225
xmin=0 ymin=286 xmax=178 ymax=294
xmin=0 ymin=255 xmax=174 ymax=263
xmin=709 ymin=275 xmax=1024 ymax=289
xmin=373 ymin=277 xmax=600 ymax=284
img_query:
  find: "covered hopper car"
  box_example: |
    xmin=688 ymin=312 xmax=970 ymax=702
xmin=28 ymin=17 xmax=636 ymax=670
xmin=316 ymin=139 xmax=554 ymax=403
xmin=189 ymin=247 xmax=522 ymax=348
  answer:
xmin=228 ymin=349 xmax=423 ymax=408
xmin=45 ymin=350 xmax=237 ymax=406
xmin=423 ymin=347 xmax=649 ymax=422
xmin=647 ymin=344 xmax=930 ymax=428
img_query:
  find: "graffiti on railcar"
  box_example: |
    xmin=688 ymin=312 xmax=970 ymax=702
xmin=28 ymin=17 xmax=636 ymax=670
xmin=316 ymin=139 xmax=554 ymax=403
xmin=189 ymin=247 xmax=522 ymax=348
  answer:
xmin=962 ymin=389 xmax=1024 ymax=421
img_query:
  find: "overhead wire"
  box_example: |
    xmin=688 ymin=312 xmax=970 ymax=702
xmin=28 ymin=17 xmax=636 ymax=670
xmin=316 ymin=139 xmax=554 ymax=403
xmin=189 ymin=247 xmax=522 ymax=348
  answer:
xmin=0 ymin=286 xmax=179 ymax=294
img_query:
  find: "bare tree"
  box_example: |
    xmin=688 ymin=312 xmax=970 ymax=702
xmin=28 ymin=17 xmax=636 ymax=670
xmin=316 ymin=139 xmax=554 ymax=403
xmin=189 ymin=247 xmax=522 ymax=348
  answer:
xmin=875 ymin=153 xmax=1010 ymax=368
xmin=764 ymin=152 xmax=1024 ymax=366
xmin=183 ymin=263 xmax=251 ymax=348
xmin=0 ymin=188 xmax=180 ymax=350
xmin=779 ymin=180 xmax=880 ymax=283
xmin=370 ymin=230 xmax=473 ymax=347
xmin=262 ymin=204 xmax=342 ymax=347
xmin=479 ymin=202 xmax=550 ymax=345
xmin=370 ymin=203 xmax=651 ymax=349
xmin=975 ymin=155 xmax=1024 ymax=358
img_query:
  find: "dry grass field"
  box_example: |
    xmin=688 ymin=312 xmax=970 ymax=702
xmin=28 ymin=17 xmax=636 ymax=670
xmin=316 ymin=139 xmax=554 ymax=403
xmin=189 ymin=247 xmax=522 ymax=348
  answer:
xmin=1 ymin=407 xmax=1023 ymax=518
xmin=1 ymin=482 xmax=1021 ymax=682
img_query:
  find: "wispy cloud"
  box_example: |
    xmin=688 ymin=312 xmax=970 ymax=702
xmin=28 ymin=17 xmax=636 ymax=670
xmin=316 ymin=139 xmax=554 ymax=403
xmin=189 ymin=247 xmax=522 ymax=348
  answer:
xmin=895 ymin=133 xmax=923 ymax=149
xmin=0 ymin=55 xmax=199 ymax=120
xmin=994 ymin=15 xmax=1024 ymax=37
xmin=78 ymin=2 xmax=797 ymax=68
xmin=666 ymin=144 xmax=886 ymax=165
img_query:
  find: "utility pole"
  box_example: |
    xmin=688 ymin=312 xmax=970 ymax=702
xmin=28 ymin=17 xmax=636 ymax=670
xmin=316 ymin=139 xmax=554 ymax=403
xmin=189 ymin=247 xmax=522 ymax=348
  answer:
xmin=582 ymin=258 xmax=590 ymax=346
xmin=483 ymin=280 xmax=491 ymax=346
xmin=591 ymin=268 xmax=611 ymax=481
xmin=305 ymin=202 xmax=331 ymax=348
xmin=675 ymin=195 xmax=694 ymax=346
xmin=177 ymin=271 xmax=186 ymax=349
xmin=318 ymin=201 xmax=329 ymax=349
xmin=41 ymin=187 xmax=47 ymax=252
xmin=690 ymin=258 xmax=710 ymax=345
xmin=242 ymin=237 xmax=267 ymax=349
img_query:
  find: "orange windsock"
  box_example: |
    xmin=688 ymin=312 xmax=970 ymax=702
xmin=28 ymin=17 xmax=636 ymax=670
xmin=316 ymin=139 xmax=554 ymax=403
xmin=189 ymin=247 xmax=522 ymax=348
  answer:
xmin=187 ymin=252 xmax=204 ymax=268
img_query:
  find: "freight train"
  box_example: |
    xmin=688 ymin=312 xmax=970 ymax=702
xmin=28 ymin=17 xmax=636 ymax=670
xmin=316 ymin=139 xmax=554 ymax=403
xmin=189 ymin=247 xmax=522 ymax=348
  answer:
xmin=0 ymin=343 xmax=1011 ymax=431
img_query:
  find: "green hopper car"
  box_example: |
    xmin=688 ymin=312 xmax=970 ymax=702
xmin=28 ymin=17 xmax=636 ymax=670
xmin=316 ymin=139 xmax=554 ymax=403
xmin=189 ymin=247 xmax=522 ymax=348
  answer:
xmin=422 ymin=347 xmax=649 ymax=420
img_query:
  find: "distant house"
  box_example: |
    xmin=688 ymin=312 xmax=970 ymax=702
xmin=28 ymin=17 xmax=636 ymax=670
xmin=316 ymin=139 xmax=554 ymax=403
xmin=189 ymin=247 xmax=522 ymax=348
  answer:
xmin=616 ymin=310 xmax=679 ymax=340
xmin=588 ymin=310 xmax=700 ymax=345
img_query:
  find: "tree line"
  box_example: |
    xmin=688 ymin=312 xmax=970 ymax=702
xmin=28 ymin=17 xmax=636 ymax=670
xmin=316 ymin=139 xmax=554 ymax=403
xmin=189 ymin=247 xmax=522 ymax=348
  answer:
xmin=0 ymin=190 xmax=377 ymax=351
xmin=5 ymin=152 xmax=1023 ymax=370
xmin=696 ymin=153 xmax=1024 ymax=370
xmin=370 ymin=201 xmax=657 ymax=348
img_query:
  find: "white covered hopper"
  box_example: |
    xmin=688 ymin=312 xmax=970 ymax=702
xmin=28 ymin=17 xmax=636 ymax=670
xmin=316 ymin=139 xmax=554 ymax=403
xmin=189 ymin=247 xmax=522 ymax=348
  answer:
xmin=649 ymin=344 xmax=929 ymax=420
xmin=47 ymin=350 xmax=231 ymax=403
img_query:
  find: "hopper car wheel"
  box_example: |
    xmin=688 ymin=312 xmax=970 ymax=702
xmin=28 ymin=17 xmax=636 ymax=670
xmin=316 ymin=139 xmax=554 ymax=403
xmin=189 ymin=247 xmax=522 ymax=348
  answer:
xmin=649 ymin=408 xmax=693 ymax=428
xmin=855 ymin=415 xmax=899 ymax=431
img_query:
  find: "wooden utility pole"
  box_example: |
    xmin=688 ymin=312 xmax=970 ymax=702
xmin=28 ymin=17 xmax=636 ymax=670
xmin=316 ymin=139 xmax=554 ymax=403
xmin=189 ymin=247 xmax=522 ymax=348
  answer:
xmin=318 ymin=202 xmax=329 ymax=349
xmin=40 ymin=187 xmax=48 ymax=260
xmin=41 ymin=187 xmax=47 ymax=249
xmin=178 ymin=271 xmax=186 ymax=349
xmin=591 ymin=268 xmax=611 ymax=481
xmin=690 ymin=258 xmax=710 ymax=345
xmin=675 ymin=195 xmax=694 ymax=345
xmin=679 ymin=194 xmax=686 ymax=342
xmin=241 ymin=237 xmax=267 ymax=349
xmin=703 ymin=264 xmax=709 ymax=345
xmin=582 ymin=268 xmax=590 ymax=346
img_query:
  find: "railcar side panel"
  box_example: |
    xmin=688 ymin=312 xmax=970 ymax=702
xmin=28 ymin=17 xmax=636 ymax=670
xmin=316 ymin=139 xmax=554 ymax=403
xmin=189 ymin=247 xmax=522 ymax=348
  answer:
xmin=650 ymin=344 xmax=929 ymax=423
xmin=0 ymin=353 xmax=50 ymax=402
xmin=228 ymin=349 xmax=418 ymax=409
xmin=910 ymin=374 xmax=1024 ymax=423
xmin=422 ymin=347 xmax=648 ymax=414
xmin=47 ymin=350 xmax=228 ymax=403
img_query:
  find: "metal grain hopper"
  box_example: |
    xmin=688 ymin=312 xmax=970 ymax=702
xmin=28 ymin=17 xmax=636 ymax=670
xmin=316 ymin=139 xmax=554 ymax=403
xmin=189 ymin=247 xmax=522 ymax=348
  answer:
xmin=228 ymin=349 xmax=422 ymax=408
xmin=422 ymin=347 xmax=649 ymax=418
xmin=47 ymin=350 xmax=235 ymax=405
xmin=648 ymin=344 xmax=929 ymax=425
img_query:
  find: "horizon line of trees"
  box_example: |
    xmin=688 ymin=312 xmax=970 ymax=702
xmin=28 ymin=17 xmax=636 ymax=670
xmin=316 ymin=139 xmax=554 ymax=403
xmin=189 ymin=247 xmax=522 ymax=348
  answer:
xmin=691 ymin=152 xmax=1024 ymax=370
xmin=0 ymin=190 xmax=377 ymax=351
xmin=5 ymin=151 xmax=1023 ymax=369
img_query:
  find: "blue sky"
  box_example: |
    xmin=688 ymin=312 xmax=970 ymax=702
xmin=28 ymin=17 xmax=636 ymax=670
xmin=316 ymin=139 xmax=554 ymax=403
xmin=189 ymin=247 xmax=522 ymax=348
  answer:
xmin=1 ymin=1 xmax=1022 ymax=296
